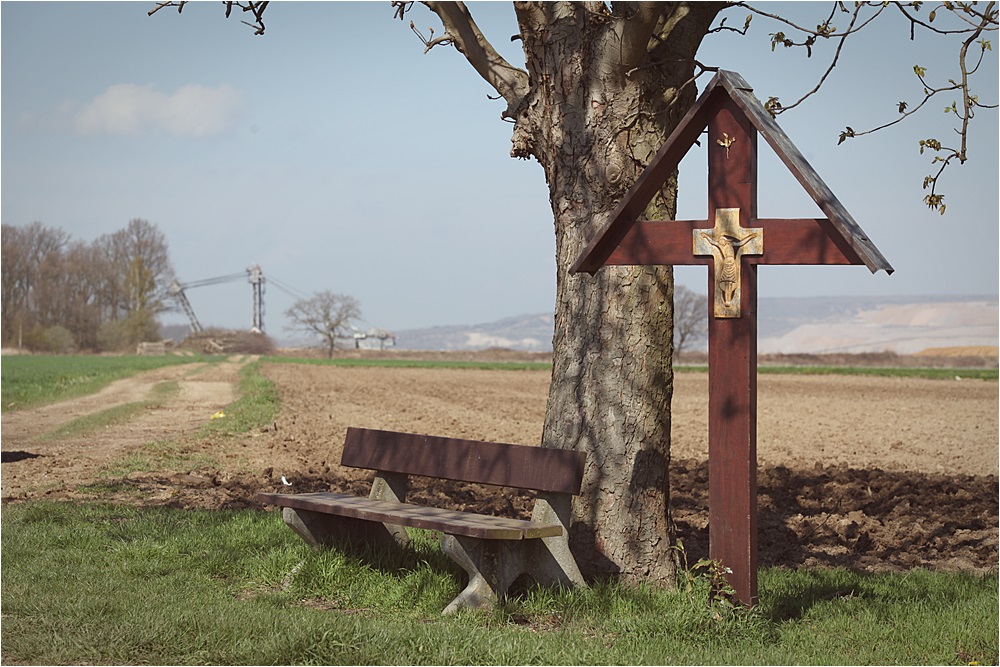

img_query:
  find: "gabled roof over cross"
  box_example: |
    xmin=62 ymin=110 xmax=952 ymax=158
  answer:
xmin=571 ymin=70 xmax=893 ymax=276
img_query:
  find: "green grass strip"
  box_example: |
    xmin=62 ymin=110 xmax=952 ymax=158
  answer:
xmin=202 ymin=360 xmax=280 ymax=436
xmin=675 ymin=364 xmax=997 ymax=380
xmin=41 ymin=381 xmax=182 ymax=441
xmin=262 ymin=355 xmax=552 ymax=372
xmin=759 ymin=365 xmax=998 ymax=380
xmin=93 ymin=439 xmax=217 ymax=480
xmin=42 ymin=401 xmax=149 ymax=440
xmin=2 ymin=501 xmax=996 ymax=666
xmin=1 ymin=354 xmax=206 ymax=412
xmin=269 ymin=356 xmax=996 ymax=380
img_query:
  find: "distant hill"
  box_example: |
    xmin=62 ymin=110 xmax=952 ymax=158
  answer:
xmin=394 ymin=313 xmax=554 ymax=352
xmin=757 ymin=295 xmax=998 ymax=355
xmin=393 ymin=295 xmax=998 ymax=355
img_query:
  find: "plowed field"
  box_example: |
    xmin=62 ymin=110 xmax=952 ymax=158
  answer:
xmin=2 ymin=359 xmax=997 ymax=574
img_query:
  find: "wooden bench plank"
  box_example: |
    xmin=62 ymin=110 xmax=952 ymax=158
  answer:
xmin=257 ymin=492 xmax=563 ymax=540
xmin=342 ymin=428 xmax=586 ymax=494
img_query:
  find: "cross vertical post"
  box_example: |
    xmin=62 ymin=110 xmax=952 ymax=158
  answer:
xmin=706 ymin=95 xmax=759 ymax=605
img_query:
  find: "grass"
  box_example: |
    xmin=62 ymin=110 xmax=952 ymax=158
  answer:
xmin=1 ymin=354 xmax=205 ymax=411
xmin=2 ymin=501 xmax=996 ymax=665
xmin=266 ymin=355 xmax=997 ymax=380
xmin=41 ymin=381 xmax=181 ymax=441
xmin=201 ymin=359 xmax=280 ymax=436
xmin=674 ymin=364 xmax=998 ymax=380
xmin=42 ymin=400 xmax=152 ymax=440
xmin=263 ymin=355 xmax=553 ymax=372
xmin=92 ymin=439 xmax=219 ymax=479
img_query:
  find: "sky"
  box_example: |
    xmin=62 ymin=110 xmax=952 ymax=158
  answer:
xmin=2 ymin=1 xmax=997 ymax=337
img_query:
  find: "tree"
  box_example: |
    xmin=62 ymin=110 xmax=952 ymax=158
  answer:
xmin=673 ymin=285 xmax=707 ymax=360
xmin=389 ymin=0 xmax=721 ymax=584
xmin=1 ymin=222 xmax=70 ymax=346
xmin=93 ymin=219 xmax=175 ymax=347
xmin=285 ymin=291 xmax=362 ymax=359
xmin=156 ymin=0 xmax=996 ymax=585
xmin=32 ymin=240 xmax=102 ymax=350
xmin=1 ymin=219 xmax=176 ymax=350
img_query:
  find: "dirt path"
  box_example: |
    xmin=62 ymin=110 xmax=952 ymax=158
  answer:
xmin=1 ymin=360 xmax=996 ymax=573
xmin=1 ymin=357 xmax=250 ymax=498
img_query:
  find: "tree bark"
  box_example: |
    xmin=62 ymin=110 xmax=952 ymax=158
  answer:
xmin=428 ymin=0 xmax=723 ymax=583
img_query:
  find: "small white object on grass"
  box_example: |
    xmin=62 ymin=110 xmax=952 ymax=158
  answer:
xmin=281 ymin=476 xmax=292 ymax=486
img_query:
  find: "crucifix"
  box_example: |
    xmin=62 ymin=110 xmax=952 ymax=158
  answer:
xmin=572 ymin=71 xmax=893 ymax=605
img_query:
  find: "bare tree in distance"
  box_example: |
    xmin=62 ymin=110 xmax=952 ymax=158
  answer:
xmin=153 ymin=1 xmax=996 ymax=584
xmin=1 ymin=219 xmax=176 ymax=351
xmin=1 ymin=222 xmax=70 ymax=346
xmin=285 ymin=291 xmax=362 ymax=359
xmin=673 ymin=285 xmax=708 ymax=361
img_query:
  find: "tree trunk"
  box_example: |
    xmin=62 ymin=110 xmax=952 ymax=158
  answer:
xmin=509 ymin=3 xmax=721 ymax=582
xmin=425 ymin=0 xmax=722 ymax=583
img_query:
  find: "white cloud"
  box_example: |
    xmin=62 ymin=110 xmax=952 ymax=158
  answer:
xmin=73 ymin=83 xmax=245 ymax=137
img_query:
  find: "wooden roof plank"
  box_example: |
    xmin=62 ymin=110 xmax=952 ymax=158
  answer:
xmin=571 ymin=79 xmax=726 ymax=275
xmin=717 ymin=71 xmax=894 ymax=274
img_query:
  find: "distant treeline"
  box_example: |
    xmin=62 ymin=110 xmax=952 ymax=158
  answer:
xmin=1 ymin=219 xmax=175 ymax=352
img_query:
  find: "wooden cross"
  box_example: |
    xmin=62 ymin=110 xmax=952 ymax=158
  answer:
xmin=572 ymin=71 xmax=892 ymax=606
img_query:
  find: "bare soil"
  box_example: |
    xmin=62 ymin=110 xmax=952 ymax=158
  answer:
xmin=2 ymin=355 xmax=997 ymax=575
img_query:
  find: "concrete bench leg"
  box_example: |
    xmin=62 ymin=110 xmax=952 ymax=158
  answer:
xmin=439 ymin=493 xmax=587 ymax=615
xmin=440 ymin=535 xmax=526 ymax=615
xmin=529 ymin=492 xmax=587 ymax=589
xmin=282 ymin=507 xmax=407 ymax=550
xmin=369 ymin=471 xmax=410 ymax=546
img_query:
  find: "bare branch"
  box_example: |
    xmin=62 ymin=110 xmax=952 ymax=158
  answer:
xmin=150 ymin=1 xmax=267 ymax=34
xmin=728 ymin=1 xmax=996 ymax=215
xmin=147 ymin=1 xmax=186 ymax=17
xmin=391 ymin=1 xmax=414 ymax=21
xmin=419 ymin=1 xmax=530 ymax=118
xmin=235 ymin=1 xmax=268 ymax=36
xmin=735 ymin=1 xmax=879 ymax=41
xmin=707 ymin=12 xmax=753 ymax=36
xmin=764 ymin=3 xmax=876 ymax=115
xmin=895 ymin=1 xmax=999 ymax=35
xmin=836 ymin=2 xmax=998 ymax=213
xmin=408 ymin=20 xmax=454 ymax=52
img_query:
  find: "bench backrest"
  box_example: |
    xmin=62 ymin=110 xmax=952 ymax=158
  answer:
xmin=342 ymin=427 xmax=586 ymax=495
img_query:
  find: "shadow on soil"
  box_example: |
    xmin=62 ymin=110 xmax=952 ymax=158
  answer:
xmin=43 ymin=458 xmax=997 ymax=575
xmin=1 ymin=451 xmax=40 ymax=463
xmin=669 ymin=459 xmax=999 ymax=573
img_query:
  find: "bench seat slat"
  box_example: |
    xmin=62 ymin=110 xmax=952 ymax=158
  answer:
xmin=257 ymin=492 xmax=563 ymax=540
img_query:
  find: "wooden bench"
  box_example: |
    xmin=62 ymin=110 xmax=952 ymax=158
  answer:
xmin=257 ymin=427 xmax=587 ymax=614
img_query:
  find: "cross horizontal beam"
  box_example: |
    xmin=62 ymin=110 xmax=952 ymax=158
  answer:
xmin=599 ymin=218 xmax=864 ymax=268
